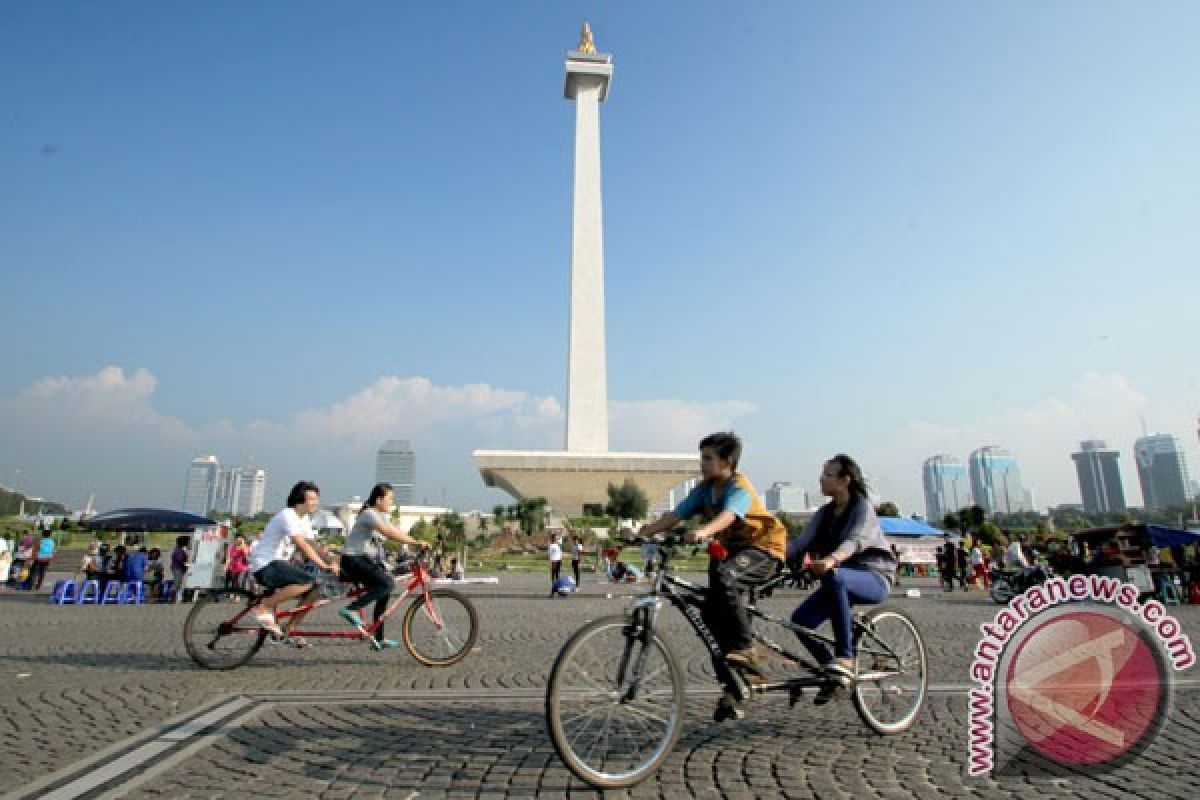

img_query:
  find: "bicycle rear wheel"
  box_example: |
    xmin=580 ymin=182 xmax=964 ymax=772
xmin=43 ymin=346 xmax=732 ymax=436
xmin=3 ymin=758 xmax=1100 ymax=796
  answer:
xmin=546 ymin=614 xmax=685 ymax=789
xmin=183 ymin=589 xmax=267 ymax=670
xmin=401 ymin=589 xmax=478 ymax=666
xmin=852 ymin=607 xmax=927 ymax=734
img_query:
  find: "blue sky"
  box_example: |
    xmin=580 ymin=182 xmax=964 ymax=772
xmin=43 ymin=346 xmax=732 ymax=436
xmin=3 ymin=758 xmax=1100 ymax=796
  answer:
xmin=3 ymin=2 xmax=1198 ymax=515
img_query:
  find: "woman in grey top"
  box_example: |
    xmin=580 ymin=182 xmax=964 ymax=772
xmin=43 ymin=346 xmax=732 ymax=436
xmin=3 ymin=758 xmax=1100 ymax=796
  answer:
xmin=786 ymin=454 xmax=897 ymax=703
xmin=339 ymin=483 xmax=429 ymax=649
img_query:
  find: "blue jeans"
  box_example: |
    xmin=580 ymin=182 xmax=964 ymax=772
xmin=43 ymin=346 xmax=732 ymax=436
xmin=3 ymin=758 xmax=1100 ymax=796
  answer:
xmin=791 ymin=567 xmax=888 ymax=662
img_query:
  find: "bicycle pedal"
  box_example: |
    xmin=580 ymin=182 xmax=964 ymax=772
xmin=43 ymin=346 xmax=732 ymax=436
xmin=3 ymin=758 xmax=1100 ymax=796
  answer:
xmin=713 ymin=697 xmax=745 ymax=722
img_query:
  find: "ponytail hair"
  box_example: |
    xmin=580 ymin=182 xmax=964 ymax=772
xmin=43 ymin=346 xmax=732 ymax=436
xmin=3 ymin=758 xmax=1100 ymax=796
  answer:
xmin=365 ymin=482 xmax=394 ymax=510
xmin=828 ymin=454 xmax=869 ymax=500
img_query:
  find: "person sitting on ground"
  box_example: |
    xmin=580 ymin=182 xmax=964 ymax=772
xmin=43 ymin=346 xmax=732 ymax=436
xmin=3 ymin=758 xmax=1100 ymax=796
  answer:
xmin=338 ymin=483 xmax=428 ymax=650
xmin=787 ymin=454 xmax=897 ymax=704
xmin=637 ymin=432 xmax=787 ymax=675
xmin=448 ymin=557 xmax=465 ymax=581
xmin=246 ymin=481 xmax=339 ymax=645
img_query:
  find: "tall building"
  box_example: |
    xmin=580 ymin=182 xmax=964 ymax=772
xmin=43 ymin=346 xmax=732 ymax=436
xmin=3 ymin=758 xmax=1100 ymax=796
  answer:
xmin=968 ymin=447 xmax=1033 ymax=514
xmin=922 ymin=455 xmax=972 ymax=524
xmin=182 ymin=455 xmax=219 ymax=515
xmin=765 ymin=482 xmax=809 ymax=513
xmin=1071 ymin=440 xmax=1126 ymax=514
xmin=214 ymin=467 xmax=241 ymax=515
xmin=1134 ymin=434 xmax=1190 ymax=511
xmin=376 ymin=440 xmax=416 ymax=504
xmin=235 ymin=468 xmax=267 ymax=516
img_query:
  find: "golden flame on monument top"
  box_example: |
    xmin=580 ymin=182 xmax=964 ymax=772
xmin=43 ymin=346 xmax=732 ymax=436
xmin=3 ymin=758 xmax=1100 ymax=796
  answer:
xmin=577 ymin=22 xmax=596 ymax=55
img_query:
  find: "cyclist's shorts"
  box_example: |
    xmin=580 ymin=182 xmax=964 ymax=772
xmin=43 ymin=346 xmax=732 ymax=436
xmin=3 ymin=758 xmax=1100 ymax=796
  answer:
xmin=253 ymin=560 xmax=313 ymax=590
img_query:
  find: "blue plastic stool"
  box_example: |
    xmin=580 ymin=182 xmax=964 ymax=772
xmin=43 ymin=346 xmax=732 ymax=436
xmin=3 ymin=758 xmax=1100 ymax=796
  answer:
xmin=120 ymin=581 xmax=146 ymax=605
xmin=100 ymin=581 xmax=123 ymax=604
xmin=50 ymin=580 xmax=78 ymax=604
xmin=76 ymin=580 xmax=100 ymax=604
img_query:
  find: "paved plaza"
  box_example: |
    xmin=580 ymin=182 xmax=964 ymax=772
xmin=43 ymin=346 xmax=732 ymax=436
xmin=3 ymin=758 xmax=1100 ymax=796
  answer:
xmin=1 ymin=574 xmax=1197 ymax=799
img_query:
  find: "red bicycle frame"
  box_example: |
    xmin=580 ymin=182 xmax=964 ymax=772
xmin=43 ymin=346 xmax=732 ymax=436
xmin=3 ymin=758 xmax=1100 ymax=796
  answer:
xmin=227 ymin=557 xmax=443 ymax=640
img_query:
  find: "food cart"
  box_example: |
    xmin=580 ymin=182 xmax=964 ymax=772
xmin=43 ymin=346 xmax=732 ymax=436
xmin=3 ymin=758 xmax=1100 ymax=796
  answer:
xmin=1069 ymin=523 xmax=1199 ymax=602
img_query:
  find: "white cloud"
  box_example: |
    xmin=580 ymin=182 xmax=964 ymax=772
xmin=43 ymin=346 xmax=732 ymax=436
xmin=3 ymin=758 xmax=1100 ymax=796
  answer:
xmin=0 ymin=366 xmax=756 ymax=511
xmin=610 ymin=399 xmax=758 ymax=452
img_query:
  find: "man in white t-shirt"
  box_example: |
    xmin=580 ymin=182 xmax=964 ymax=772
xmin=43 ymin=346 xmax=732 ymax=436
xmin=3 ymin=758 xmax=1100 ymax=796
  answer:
xmin=248 ymin=481 xmax=338 ymax=640
xmin=547 ymin=534 xmax=563 ymax=597
xmin=1005 ymin=538 xmax=1030 ymax=570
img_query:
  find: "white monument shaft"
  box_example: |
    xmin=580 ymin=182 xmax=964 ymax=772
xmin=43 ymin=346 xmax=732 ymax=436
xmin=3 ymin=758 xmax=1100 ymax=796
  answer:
xmin=473 ymin=29 xmax=698 ymax=517
xmin=565 ymin=54 xmax=612 ymax=453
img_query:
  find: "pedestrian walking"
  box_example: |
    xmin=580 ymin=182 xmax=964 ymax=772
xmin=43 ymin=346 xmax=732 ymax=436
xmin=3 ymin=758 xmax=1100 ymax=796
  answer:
xmin=547 ymin=533 xmax=563 ymax=596
xmin=170 ymin=536 xmax=189 ymax=602
xmin=939 ymin=542 xmax=957 ymax=592
xmin=570 ymin=534 xmax=583 ymax=586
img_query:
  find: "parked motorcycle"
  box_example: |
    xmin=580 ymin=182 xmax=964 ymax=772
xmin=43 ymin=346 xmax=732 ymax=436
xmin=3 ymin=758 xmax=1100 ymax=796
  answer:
xmin=989 ymin=565 xmax=1053 ymax=604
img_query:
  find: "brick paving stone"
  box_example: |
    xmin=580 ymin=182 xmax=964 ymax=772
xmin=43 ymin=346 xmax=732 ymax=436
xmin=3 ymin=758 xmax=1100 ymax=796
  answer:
xmin=2 ymin=575 xmax=1198 ymax=798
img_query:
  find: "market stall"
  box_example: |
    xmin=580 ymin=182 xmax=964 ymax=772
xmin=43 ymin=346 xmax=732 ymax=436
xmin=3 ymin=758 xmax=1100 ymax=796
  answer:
xmin=1070 ymin=523 xmax=1199 ymax=603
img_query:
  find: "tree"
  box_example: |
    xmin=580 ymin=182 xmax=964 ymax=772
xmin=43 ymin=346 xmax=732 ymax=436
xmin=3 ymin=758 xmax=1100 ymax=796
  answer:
xmin=942 ymin=512 xmax=961 ymax=532
xmin=492 ymin=505 xmax=506 ymax=522
xmin=605 ymin=479 xmax=649 ymax=522
xmin=514 ymin=497 xmax=548 ymax=537
xmin=582 ymin=503 xmax=607 ymax=518
xmin=434 ymin=511 xmax=466 ymax=548
xmin=875 ymin=501 xmax=900 ymax=518
xmin=961 ymin=505 xmax=986 ymax=534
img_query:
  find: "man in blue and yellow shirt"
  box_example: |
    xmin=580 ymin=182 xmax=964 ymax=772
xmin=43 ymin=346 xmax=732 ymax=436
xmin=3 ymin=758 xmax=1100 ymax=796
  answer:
xmin=639 ymin=432 xmax=786 ymax=670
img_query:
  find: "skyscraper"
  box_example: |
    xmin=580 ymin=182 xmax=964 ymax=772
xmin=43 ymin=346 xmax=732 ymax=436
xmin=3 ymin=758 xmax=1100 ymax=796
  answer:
xmin=968 ymin=447 xmax=1033 ymax=514
xmin=376 ymin=440 xmax=416 ymax=504
xmin=1071 ymin=440 xmax=1126 ymax=514
xmin=214 ymin=467 xmax=241 ymax=515
xmin=922 ymin=455 xmax=972 ymax=523
xmin=765 ymin=482 xmax=809 ymax=513
xmin=182 ymin=455 xmax=220 ymax=515
xmin=1134 ymin=434 xmax=1190 ymax=511
xmin=235 ymin=468 xmax=267 ymax=516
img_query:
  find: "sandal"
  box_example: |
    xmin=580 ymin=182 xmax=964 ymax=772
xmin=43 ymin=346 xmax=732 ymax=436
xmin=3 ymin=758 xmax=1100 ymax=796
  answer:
xmin=252 ymin=610 xmax=284 ymax=637
xmin=370 ymin=638 xmax=402 ymax=651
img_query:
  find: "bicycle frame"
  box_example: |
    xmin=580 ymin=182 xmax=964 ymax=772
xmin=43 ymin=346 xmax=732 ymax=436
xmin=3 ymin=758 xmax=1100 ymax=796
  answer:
xmin=627 ymin=544 xmax=906 ymax=701
xmin=222 ymin=559 xmax=440 ymax=640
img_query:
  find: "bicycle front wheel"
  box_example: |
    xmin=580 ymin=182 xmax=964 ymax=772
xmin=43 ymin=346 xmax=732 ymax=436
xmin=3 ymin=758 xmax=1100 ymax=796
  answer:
xmin=852 ymin=607 xmax=927 ymax=734
xmin=401 ymin=589 xmax=479 ymax=666
xmin=183 ymin=589 xmax=266 ymax=670
xmin=546 ymin=614 xmax=685 ymax=789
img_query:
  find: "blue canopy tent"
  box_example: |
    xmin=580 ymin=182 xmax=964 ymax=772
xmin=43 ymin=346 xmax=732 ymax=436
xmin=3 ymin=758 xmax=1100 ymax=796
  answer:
xmin=879 ymin=517 xmax=944 ymax=537
xmin=879 ymin=517 xmax=946 ymax=569
xmin=1146 ymin=525 xmax=1200 ymax=547
xmin=84 ymin=508 xmax=216 ymax=532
